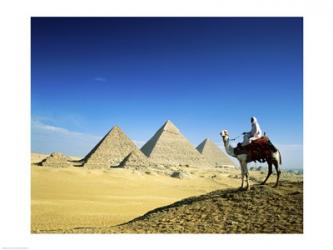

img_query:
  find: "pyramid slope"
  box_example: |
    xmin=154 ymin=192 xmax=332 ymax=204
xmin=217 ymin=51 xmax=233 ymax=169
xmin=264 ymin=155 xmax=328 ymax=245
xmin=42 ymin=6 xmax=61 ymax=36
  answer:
xmin=118 ymin=148 xmax=149 ymax=169
xmin=141 ymin=120 xmax=211 ymax=167
xmin=39 ymin=152 xmax=71 ymax=168
xmin=196 ymin=139 xmax=235 ymax=167
xmin=83 ymin=126 xmax=138 ymax=168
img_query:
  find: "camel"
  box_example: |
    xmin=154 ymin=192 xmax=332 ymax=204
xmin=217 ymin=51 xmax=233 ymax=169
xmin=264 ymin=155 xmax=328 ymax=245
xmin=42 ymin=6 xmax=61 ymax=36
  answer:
xmin=220 ymin=129 xmax=282 ymax=190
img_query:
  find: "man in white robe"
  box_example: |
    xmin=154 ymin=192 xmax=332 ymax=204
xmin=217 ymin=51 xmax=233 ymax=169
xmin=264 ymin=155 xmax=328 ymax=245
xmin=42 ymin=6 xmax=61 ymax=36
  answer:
xmin=242 ymin=116 xmax=263 ymax=146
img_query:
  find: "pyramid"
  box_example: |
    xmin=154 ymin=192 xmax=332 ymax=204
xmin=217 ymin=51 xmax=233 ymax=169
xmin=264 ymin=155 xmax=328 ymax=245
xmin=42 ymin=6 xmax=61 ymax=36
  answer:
xmin=39 ymin=152 xmax=71 ymax=168
xmin=83 ymin=126 xmax=138 ymax=168
xmin=118 ymin=148 xmax=149 ymax=169
xmin=141 ymin=120 xmax=211 ymax=167
xmin=196 ymin=138 xmax=235 ymax=167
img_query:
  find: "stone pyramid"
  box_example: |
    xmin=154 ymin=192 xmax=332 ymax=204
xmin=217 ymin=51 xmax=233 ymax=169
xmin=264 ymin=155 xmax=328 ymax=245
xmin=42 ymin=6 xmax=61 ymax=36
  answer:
xmin=196 ymin=138 xmax=235 ymax=167
xmin=141 ymin=120 xmax=211 ymax=167
xmin=39 ymin=152 xmax=71 ymax=168
xmin=83 ymin=126 xmax=138 ymax=168
xmin=118 ymin=148 xmax=149 ymax=169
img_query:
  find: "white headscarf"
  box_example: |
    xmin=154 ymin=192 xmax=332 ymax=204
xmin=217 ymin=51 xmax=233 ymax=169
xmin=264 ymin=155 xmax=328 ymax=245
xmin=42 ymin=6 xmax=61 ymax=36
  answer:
xmin=250 ymin=116 xmax=262 ymax=137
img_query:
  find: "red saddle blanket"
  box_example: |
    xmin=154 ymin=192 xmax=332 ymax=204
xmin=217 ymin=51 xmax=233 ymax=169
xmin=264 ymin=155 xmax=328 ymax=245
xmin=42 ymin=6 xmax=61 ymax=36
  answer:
xmin=234 ymin=136 xmax=277 ymax=163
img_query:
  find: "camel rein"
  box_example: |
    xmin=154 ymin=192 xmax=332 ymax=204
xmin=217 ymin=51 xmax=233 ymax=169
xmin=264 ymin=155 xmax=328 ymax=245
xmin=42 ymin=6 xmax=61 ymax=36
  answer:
xmin=229 ymin=135 xmax=241 ymax=141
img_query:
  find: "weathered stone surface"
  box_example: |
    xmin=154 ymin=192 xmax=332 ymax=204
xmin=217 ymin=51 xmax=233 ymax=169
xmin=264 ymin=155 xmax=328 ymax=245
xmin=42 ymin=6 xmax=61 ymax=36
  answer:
xmin=118 ymin=148 xmax=149 ymax=169
xmin=82 ymin=126 xmax=138 ymax=169
xmin=196 ymin=138 xmax=235 ymax=167
xmin=39 ymin=152 xmax=71 ymax=168
xmin=141 ymin=120 xmax=211 ymax=168
xmin=170 ymin=171 xmax=186 ymax=179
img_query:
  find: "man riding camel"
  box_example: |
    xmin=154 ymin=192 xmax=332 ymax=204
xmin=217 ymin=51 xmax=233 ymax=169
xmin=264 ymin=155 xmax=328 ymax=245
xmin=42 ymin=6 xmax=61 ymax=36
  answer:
xmin=241 ymin=116 xmax=263 ymax=146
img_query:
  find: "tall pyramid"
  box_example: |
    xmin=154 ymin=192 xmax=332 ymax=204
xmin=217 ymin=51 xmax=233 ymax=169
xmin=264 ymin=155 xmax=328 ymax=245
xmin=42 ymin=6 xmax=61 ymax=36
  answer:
xmin=196 ymin=138 xmax=235 ymax=167
xmin=83 ymin=126 xmax=138 ymax=168
xmin=141 ymin=120 xmax=211 ymax=167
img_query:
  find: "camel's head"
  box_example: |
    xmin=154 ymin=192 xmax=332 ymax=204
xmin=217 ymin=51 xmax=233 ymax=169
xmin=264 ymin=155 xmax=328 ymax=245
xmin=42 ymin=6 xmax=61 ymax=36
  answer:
xmin=219 ymin=129 xmax=229 ymax=143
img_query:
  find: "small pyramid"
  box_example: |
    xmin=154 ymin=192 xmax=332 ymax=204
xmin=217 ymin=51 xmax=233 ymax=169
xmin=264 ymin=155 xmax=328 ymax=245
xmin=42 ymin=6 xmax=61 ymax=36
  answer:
xmin=141 ymin=120 xmax=211 ymax=167
xmin=83 ymin=126 xmax=138 ymax=168
xmin=39 ymin=152 xmax=71 ymax=168
xmin=118 ymin=148 xmax=149 ymax=169
xmin=196 ymin=138 xmax=235 ymax=167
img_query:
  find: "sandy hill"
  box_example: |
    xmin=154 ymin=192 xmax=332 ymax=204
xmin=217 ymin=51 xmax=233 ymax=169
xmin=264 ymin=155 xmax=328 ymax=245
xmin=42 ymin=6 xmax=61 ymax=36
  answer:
xmin=196 ymin=138 xmax=235 ymax=167
xmin=82 ymin=126 xmax=139 ymax=168
xmin=112 ymin=181 xmax=303 ymax=233
xmin=31 ymin=153 xmax=50 ymax=164
xmin=31 ymin=156 xmax=303 ymax=233
xmin=141 ymin=120 xmax=211 ymax=168
xmin=38 ymin=152 xmax=71 ymax=168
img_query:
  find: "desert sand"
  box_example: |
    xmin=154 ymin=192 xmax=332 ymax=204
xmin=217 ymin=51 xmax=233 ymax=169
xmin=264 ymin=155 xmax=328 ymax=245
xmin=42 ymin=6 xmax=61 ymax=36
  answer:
xmin=114 ymin=181 xmax=303 ymax=234
xmin=31 ymin=153 xmax=302 ymax=233
xmin=31 ymin=121 xmax=302 ymax=234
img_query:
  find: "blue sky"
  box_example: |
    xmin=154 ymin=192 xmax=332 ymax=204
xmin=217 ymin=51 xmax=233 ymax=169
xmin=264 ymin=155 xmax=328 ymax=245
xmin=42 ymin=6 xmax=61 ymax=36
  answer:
xmin=31 ymin=17 xmax=303 ymax=169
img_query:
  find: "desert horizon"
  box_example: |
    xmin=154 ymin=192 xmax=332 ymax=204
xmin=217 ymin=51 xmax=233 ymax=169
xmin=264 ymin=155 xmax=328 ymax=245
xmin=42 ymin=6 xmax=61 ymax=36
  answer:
xmin=30 ymin=17 xmax=303 ymax=234
xmin=31 ymin=120 xmax=303 ymax=234
xmin=31 ymin=153 xmax=303 ymax=233
xmin=31 ymin=151 xmax=303 ymax=233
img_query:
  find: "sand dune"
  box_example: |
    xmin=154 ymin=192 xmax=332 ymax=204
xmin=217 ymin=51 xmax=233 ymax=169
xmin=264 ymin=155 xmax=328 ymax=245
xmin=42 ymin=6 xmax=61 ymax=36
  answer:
xmin=113 ymin=181 xmax=303 ymax=234
xmin=31 ymin=152 xmax=302 ymax=233
xmin=31 ymin=164 xmax=230 ymax=233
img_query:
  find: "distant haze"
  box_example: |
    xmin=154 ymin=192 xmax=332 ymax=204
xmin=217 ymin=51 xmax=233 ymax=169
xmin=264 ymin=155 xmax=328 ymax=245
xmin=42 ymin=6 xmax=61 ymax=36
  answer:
xmin=31 ymin=17 xmax=303 ymax=169
xmin=31 ymin=119 xmax=302 ymax=170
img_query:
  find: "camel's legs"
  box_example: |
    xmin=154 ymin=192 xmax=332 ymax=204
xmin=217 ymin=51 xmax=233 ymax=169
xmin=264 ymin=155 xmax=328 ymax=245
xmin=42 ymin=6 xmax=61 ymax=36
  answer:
xmin=261 ymin=162 xmax=272 ymax=185
xmin=245 ymin=172 xmax=250 ymax=190
xmin=240 ymin=160 xmax=249 ymax=190
xmin=273 ymin=162 xmax=281 ymax=187
xmin=241 ymin=174 xmax=244 ymax=189
xmin=239 ymin=160 xmax=244 ymax=189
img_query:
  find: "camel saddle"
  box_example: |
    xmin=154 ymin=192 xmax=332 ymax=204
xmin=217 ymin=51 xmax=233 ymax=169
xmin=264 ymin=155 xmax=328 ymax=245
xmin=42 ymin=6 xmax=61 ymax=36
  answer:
xmin=234 ymin=136 xmax=278 ymax=163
